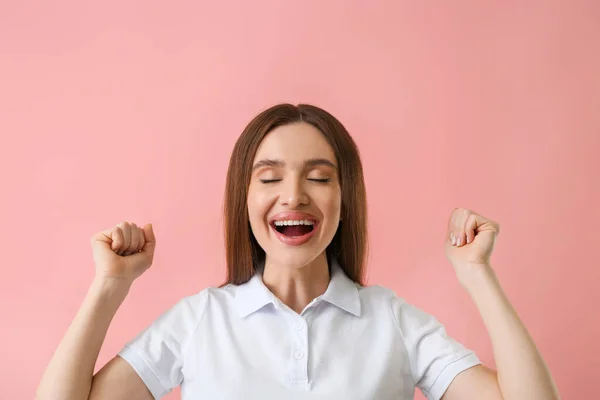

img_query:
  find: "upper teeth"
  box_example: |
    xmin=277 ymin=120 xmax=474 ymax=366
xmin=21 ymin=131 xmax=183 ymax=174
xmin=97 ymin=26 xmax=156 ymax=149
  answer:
xmin=274 ymin=220 xmax=314 ymax=226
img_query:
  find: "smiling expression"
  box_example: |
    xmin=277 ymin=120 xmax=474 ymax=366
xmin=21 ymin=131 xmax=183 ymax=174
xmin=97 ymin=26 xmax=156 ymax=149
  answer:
xmin=247 ymin=122 xmax=342 ymax=269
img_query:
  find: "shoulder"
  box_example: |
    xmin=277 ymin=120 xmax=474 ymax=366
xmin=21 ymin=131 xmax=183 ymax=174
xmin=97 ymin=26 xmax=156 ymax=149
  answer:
xmin=356 ymin=283 xmax=408 ymax=313
xmin=356 ymin=284 xmax=397 ymax=310
xmin=176 ymin=284 xmax=237 ymax=316
xmin=357 ymin=284 xmax=438 ymax=332
xmin=137 ymin=284 xmax=238 ymax=343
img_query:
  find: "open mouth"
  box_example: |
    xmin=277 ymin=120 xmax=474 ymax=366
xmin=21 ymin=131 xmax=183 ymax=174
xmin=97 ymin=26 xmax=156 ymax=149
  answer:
xmin=269 ymin=213 xmax=319 ymax=246
xmin=272 ymin=220 xmax=315 ymax=237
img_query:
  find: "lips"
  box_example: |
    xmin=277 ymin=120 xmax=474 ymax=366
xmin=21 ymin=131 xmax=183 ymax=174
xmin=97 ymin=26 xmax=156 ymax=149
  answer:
xmin=268 ymin=212 xmax=319 ymax=246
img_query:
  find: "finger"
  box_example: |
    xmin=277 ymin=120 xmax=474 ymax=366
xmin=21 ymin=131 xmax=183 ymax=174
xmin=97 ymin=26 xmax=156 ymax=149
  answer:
xmin=477 ymin=216 xmax=500 ymax=235
xmin=451 ymin=227 xmax=465 ymax=246
xmin=141 ymin=223 xmax=156 ymax=255
xmin=451 ymin=209 xmax=469 ymax=246
xmin=110 ymin=226 xmax=124 ymax=254
xmin=448 ymin=211 xmax=459 ymax=245
xmin=127 ymin=225 xmax=145 ymax=255
xmin=456 ymin=230 xmax=466 ymax=247
xmin=124 ymin=224 xmax=156 ymax=266
xmin=117 ymin=222 xmax=131 ymax=256
xmin=449 ymin=231 xmax=461 ymax=246
xmin=123 ymin=223 xmax=140 ymax=256
xmin=138 ymin=226 xmax=146 ymax=252
xmin=464 ymin=213 xmax=478 ymax=244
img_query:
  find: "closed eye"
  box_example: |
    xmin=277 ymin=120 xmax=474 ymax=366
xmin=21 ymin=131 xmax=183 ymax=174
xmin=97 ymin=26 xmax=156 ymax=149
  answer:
xmin=259 ymin=179 xmax=282 ymax=184
xmin=260 ymin=178 xmax=331 ymax=184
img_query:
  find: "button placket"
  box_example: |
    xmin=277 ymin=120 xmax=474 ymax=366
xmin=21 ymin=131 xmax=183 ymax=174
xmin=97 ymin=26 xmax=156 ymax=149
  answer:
xmin=288 ymin=315 xmax=309 ymax=384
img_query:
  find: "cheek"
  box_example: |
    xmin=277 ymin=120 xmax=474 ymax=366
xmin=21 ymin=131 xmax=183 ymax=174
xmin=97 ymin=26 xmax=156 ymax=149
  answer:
xmin=314 ymin=186 xmax=342 ymax=220
xmin=331 ymin=184 xmax=342 ymax=208
xmin=326 ymin=197 xmax=341 ymax=218
xmin=247 ymin=188 xmax=273 ymax=227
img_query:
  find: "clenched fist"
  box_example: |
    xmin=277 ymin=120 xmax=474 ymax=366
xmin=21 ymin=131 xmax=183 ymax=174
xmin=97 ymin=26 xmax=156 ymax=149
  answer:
xmin=91 ymin=221 xmax=156 ymax=284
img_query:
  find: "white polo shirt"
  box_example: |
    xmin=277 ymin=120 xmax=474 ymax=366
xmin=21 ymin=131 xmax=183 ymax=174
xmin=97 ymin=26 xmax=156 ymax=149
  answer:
xmin=118 ymin=261 xmax=480 ymax=399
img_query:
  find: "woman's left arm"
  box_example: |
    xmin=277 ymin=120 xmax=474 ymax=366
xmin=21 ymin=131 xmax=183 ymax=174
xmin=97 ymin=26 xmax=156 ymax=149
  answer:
xmin=441 ymin=208 xmax=560 ymax=400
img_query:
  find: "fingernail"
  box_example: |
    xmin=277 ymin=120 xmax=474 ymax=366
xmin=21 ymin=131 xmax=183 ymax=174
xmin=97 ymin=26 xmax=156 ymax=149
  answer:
xmin=451 ymin=236 xmax=456 ymax=245
xmin=457 ymin=237 xmax=461 ymax=246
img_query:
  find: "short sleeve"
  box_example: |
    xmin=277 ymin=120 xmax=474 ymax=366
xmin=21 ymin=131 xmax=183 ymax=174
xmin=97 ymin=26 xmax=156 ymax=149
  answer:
xmin=117 ymin=291 xmax=208 ymax=399
xmin=390 ymin=295 xmax=481 ymax=400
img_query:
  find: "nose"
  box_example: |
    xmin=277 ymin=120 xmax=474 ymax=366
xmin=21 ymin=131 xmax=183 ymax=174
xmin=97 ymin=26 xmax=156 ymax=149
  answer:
xmin=279 ymin=177 xmax=309 ymax=208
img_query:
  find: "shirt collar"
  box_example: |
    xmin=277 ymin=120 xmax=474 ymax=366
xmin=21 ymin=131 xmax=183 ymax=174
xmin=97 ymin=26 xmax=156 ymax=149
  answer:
xmin=234 ymin=258 xmax=361 ymax=318
xmin=233 ymin=271 xmax=276 ymax=318
xmin=320 ymin=259 xmax=362 ymax=317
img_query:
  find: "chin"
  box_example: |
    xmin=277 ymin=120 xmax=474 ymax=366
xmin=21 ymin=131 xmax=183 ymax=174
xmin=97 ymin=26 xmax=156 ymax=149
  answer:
xmin=267 ymin=248 xmax=325 ymax=270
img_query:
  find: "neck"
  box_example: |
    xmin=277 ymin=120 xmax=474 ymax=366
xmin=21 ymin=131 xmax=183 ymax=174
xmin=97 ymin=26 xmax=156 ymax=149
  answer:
xmin=262 ymin=252 xmax=330 ymax=314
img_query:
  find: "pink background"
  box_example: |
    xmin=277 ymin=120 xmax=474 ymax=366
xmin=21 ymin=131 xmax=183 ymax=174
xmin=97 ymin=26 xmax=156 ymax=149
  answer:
xmin=1 ymin=1 xmax=598 ymax=399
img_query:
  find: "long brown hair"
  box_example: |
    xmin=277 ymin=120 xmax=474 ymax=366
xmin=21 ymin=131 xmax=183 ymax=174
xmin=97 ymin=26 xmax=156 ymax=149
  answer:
xmin=223 ymin=104 xmax=368 ymax=285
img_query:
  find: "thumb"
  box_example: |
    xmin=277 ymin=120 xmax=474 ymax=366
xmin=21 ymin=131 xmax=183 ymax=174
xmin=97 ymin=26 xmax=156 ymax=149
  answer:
xmin=473 ymin=215 xmax=499 ymax=233
xmin=141 ymin=223 xmax=156 ymax=254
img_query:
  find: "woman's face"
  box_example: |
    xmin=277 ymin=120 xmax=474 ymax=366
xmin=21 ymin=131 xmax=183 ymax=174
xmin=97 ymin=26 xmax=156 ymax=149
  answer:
xmin=247 ymin=122 xmax=342 ymax=269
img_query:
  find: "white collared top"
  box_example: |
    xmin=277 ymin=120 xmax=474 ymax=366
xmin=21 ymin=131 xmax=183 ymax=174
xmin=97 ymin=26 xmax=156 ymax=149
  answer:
xmin=118 ymin=261 xmax=480 ymax=400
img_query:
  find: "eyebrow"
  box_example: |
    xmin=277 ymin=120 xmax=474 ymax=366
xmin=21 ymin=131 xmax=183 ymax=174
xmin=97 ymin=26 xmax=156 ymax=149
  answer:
xmin=251 ymin=157 xmax=337 ymax=172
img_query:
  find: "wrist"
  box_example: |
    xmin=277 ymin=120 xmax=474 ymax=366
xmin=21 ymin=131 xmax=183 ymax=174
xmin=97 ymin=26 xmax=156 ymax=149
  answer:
xmin=90 ymin=276 xmax=132 ymax=301
xmin=456 ymin=263 xmax=498 ymax=293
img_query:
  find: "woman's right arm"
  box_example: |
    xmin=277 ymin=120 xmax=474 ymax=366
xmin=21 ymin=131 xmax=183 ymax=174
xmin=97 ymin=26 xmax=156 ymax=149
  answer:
xmin=36 ymin=222 xmax=157 ymax=400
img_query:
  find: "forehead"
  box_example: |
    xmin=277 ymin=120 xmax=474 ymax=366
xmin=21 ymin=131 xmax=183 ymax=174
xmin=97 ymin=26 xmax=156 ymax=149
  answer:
xmin=253 ymin=122 xmax=337 ymax=164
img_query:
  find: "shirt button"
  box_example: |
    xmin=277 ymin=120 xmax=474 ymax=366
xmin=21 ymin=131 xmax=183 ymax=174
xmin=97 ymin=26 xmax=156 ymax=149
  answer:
xmin=295 ymin=322 xmax=304 ymax=330
xmin=294 ymin=351 xmax=304 ymax=360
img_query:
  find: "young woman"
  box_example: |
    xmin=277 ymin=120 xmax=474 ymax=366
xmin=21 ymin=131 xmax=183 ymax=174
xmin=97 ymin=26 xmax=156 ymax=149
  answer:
xmin=37 ymin=104 xmax=559 ymax=400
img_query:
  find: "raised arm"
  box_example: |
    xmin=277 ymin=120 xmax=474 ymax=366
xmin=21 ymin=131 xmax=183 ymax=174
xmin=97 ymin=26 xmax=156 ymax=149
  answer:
xmin=36 ymin=222 xmax=156 ymax=400
xmin=442 ymin=208 xmax=559 ymax=400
